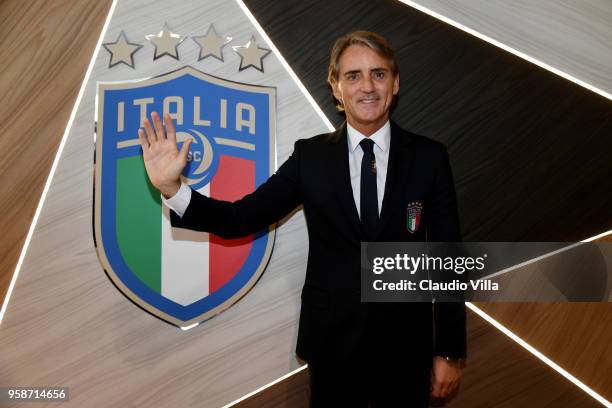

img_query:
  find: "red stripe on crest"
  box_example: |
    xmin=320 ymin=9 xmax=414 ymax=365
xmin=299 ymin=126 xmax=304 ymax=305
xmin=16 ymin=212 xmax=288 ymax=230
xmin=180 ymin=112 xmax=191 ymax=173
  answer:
xmin=209 ymin=155 xmax=254 ymax=293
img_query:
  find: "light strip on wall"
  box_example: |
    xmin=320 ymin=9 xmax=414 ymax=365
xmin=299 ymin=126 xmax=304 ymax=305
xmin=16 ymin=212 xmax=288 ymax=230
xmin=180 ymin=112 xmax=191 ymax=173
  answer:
xmin=0 ymin=0 xmax=119 ymax=327
xmin=482 ymin=228 xmax=612 ymax=280
xmin=466 ymin=302 xmax=611 ymax=407
xmin=583 ymin=229 xmax=612 ymax=242
xmin=222 ymin=365 xmax=308 ymax=408
xmin=233 ymin=0 xmax=335 ymax=132
xmin=397 ymin=0 xmax=611 ymax=101
xmin=228 ymin=2 xmax=612 ymax=407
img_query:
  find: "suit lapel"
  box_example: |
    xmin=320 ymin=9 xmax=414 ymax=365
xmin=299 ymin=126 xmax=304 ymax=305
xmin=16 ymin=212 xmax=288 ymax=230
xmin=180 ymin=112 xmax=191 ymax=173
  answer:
xmin=373 ymin=120 xmax=414 ymax=239
xmin=327 ymin=120 xmax=414 ymax=241
xmin=328 ymin=122 xmax=363 ymax=239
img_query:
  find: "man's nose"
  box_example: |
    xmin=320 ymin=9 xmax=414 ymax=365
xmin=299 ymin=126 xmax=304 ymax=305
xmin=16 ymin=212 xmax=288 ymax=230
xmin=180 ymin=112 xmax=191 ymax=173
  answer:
xmin=360 ymin=75 xmax=375 ymax=92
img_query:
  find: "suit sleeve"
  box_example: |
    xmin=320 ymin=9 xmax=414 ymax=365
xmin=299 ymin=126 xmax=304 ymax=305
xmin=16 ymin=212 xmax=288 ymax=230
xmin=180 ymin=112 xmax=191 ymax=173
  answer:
xmin=429 ymin=146 xmax=467 ymax=359
xmin=170 ymin=140 xmax=303 ymax=239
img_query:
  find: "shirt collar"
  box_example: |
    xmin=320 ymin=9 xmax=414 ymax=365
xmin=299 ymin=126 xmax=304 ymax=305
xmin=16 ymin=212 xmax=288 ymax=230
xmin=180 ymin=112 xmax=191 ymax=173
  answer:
xmin=347 ymin=120 xmax=391 ymax=153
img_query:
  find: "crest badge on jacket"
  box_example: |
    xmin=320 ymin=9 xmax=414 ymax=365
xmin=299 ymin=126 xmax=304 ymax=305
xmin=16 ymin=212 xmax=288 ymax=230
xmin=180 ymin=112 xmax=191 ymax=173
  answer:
xmin=407 ymin=200 xmax=422 ymax=233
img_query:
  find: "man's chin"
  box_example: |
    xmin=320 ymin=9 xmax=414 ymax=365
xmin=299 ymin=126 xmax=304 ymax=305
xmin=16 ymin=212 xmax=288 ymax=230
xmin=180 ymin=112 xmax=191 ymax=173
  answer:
xmin=354 ymin=114 xmax=384 ymax=125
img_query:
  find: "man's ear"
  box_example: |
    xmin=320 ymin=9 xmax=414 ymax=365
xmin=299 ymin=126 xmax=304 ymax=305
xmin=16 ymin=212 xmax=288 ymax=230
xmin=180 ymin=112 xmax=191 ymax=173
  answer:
xmin=331 ymin=80 xmax=342 ymax=102
xmin=393 ymin=74 xmax=400 ymax=95
xmin=330 ymin=80 xmax=344 ymax=109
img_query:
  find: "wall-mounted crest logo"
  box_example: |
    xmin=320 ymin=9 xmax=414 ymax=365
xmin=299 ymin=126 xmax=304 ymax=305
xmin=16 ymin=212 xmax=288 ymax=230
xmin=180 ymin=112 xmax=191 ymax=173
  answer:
xmin=407 ymin=201 xmax=422 ymax=233
xmin=94 ymin=66 xmax=276 ymax=327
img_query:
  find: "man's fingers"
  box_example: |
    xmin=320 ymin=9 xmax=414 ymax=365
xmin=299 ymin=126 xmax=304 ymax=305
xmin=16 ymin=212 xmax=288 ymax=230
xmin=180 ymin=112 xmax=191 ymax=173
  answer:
xmin=152 ymin=111 xmax=166 ymax=140
xmin=138 ymin=128 xmax=149 ymax=155
xmin=164 ymin=113 xmax=177 ymax=142
xmin=179 ymin=138 xmax=192 ymax=162
xmin=143 ymin=118 xmax=156 ymax=143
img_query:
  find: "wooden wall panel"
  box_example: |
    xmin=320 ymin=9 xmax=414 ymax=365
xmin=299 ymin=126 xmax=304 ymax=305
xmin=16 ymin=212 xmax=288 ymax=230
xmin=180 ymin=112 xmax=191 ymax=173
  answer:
xmin=0 ymin=0 xmax=113 ymax=304
xmin=475 ymin=232 xmax=612 ymax=400
xmin=403 ymin=0 xmax=612 ymax=96
xmin=475 ymin=302 xmax=611 ymax=401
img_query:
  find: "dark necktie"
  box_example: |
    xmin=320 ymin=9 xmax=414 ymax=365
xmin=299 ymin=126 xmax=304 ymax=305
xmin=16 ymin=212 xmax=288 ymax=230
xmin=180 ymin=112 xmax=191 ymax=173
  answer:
xmin=360 ymin=138 xmax=379 ymax=239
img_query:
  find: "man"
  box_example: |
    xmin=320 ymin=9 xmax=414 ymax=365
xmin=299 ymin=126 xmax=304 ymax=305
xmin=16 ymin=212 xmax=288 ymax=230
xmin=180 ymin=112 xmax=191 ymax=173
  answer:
xmin=138 ymin=30 xmax=466 ymax=407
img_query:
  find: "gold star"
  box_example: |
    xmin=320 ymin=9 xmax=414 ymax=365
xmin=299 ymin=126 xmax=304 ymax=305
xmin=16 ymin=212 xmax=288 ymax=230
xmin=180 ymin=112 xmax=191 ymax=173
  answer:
xmin=192 ymin=25 xmax=232 ymax=62
xmin=102 ymin=31 xmax=142 ymax=69
xmin=232 ymin=36 xmax=272 ymax=73
xmin=145 ymin=24 xmax=186 ymax=60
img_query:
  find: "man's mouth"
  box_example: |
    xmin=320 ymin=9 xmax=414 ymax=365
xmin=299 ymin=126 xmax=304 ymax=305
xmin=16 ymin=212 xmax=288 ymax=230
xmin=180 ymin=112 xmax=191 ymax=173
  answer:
xmin=359 ymin=96 xmax=380 ymax=104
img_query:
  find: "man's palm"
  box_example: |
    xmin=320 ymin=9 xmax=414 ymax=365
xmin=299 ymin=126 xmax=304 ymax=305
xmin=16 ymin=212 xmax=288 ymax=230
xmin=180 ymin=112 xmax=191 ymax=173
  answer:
xmin=138 ymin=111 xmax=192 ymax=198
xmin=144 ymin=138 xmax=183 ymax=183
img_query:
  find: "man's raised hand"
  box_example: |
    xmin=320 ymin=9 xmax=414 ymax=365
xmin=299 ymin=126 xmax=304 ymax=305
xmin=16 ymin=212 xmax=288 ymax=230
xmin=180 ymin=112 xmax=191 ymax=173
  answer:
xmin=138 ymin=111 xmax=192 ymax=198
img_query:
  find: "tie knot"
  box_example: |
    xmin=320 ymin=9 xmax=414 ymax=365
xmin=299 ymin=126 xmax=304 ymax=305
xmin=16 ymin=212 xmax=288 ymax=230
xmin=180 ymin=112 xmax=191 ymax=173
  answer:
xmin=360 ymin=138 xmax=375 ymax=155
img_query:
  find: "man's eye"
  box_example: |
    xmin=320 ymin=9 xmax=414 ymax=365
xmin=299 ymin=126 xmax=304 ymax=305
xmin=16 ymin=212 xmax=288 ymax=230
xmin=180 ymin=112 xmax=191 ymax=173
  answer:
xmin=374 ymin=71 xmax=385 ymax=79
xmin=347 ymin=74 xmax=357 ymax=80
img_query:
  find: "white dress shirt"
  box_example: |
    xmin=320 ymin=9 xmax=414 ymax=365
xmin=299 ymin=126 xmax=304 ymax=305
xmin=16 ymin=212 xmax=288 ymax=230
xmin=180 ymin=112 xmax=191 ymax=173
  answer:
xmin=346 ymin=120 xmax=390 ymax=218
xmin=162 ymin=120 xmax=392 ymax=219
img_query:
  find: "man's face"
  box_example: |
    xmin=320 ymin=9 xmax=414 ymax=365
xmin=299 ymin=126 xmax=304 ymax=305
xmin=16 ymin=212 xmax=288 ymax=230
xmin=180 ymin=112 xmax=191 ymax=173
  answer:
xmin=332 ymin=45 xmax=399 ymax=135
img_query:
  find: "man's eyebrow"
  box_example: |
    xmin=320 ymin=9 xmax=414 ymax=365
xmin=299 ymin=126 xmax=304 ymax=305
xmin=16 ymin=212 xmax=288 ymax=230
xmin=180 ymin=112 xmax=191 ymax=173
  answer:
xmin=342 ymin=67 xmax=389 ymax=76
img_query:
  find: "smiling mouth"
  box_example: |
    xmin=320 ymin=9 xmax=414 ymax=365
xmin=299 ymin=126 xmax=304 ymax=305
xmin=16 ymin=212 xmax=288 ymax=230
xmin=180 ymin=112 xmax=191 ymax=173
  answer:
xmin=359 ymin=97 xmax=380 ymax=104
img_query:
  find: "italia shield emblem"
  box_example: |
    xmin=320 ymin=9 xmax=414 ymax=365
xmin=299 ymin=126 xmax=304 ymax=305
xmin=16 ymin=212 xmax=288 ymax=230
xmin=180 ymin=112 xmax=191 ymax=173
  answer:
xmin=407 ymin=201 xmax=422 ymax=233
xmin=94 ymin=66 xmax=276 ymax=327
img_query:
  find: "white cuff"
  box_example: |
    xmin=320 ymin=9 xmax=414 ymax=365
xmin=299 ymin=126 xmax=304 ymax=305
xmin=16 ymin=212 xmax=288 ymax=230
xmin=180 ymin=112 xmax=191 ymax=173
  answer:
xmin=161 ymin=182 xmax=192 ymax=218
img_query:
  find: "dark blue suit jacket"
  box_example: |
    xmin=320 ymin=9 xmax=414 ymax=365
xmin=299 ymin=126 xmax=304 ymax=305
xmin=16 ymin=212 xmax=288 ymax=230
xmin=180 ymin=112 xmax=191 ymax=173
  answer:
xmin=171 ymin=120 xmax=467 ymax=363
